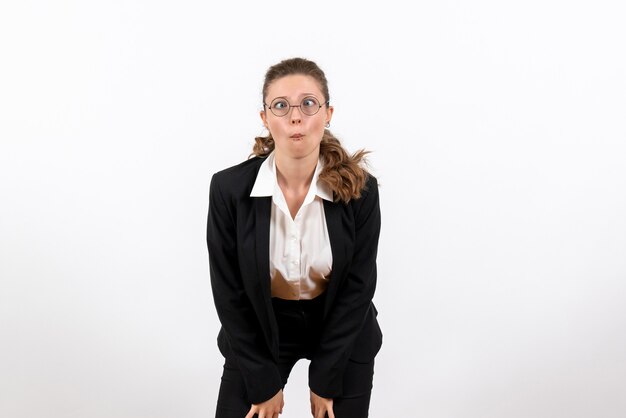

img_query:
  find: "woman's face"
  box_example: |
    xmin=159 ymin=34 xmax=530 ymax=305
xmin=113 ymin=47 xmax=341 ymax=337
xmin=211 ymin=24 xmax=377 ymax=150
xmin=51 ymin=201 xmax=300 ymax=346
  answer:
xmin=260 ymin=74 xmax=333 ymax=161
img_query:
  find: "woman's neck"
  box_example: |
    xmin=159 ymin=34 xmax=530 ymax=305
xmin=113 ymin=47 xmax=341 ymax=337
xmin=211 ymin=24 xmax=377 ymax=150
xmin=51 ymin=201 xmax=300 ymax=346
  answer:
xmin=274 ymin=151 xmax=319 ymax=193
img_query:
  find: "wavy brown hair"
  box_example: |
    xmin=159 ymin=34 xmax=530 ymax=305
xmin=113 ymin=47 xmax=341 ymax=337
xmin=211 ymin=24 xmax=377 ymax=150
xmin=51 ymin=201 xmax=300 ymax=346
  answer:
xmin=251 ymin=57 xmax=371 ymax=204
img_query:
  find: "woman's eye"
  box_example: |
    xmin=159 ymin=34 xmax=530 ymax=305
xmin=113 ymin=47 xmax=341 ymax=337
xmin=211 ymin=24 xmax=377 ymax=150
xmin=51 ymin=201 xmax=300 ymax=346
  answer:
xmin=302 ymin=98 xmax=318 ymax=108
xmin=273 ymin=100 xmax=288 ymax=109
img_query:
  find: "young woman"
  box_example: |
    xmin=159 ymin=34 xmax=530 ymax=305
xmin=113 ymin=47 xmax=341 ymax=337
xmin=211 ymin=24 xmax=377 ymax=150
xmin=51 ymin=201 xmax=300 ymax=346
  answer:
xmin=207 ymin=57 xmax=382 ymax=418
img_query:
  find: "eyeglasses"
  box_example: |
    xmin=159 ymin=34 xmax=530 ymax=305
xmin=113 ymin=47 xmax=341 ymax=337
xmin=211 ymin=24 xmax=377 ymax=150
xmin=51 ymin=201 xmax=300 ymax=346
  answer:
xmin=263 ymin=96 xmax=329 ymax=117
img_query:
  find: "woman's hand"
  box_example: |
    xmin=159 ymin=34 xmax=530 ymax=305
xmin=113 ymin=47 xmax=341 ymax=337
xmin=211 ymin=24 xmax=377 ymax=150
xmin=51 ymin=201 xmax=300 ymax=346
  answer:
xmin=309 ymin=389 xmax=334 ymax=418
xmin=245 ymin=389 xmax=284 ymax=418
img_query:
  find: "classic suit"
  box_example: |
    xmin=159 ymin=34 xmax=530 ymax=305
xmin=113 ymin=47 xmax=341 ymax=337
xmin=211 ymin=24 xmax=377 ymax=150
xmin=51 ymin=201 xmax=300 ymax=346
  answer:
xmin=206 ymin=155 xmax=382 ymax=407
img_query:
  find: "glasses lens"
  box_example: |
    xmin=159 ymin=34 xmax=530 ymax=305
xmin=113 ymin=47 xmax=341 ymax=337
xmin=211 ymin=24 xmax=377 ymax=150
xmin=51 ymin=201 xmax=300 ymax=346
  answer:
xmin=301 ymin=97 xmax=321 ymax=116
xmin=270 ymin=98 xmax=290 ymax=116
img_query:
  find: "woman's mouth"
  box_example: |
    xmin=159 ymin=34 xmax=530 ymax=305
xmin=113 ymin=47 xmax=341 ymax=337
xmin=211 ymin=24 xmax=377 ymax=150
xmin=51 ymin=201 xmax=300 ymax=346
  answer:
xmin=290 ymin=134 xmax=304 ymax=140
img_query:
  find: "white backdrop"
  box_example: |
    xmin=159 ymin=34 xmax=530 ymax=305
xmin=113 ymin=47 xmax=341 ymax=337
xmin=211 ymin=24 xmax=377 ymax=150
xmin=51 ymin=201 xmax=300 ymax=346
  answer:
xmin=1 ymin=1 xmax=625 ymax=417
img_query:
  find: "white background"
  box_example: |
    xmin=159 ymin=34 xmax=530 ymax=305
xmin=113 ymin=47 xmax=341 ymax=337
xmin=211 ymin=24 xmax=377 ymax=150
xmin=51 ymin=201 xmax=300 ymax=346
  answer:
xmin=1 ymin=1 xmax=625 ymax=417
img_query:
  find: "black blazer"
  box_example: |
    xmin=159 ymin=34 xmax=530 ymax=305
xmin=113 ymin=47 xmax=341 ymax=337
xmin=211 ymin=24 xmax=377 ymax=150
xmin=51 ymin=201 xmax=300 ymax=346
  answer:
xmin=206 ymin=156 xmax=382 ymax=403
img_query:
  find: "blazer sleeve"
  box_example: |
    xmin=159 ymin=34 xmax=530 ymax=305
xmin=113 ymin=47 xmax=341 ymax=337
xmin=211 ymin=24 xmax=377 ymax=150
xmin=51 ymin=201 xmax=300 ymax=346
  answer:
xmin=206 ymin=173 xmax=283 ymax=404
xmin=308 ymin=175 xmax=382 ymax=398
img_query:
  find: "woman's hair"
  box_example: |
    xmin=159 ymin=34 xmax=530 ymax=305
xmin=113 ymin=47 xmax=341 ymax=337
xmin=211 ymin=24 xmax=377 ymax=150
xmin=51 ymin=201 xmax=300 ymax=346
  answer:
xmin=251 ymin=57 xmax=371 ymax=204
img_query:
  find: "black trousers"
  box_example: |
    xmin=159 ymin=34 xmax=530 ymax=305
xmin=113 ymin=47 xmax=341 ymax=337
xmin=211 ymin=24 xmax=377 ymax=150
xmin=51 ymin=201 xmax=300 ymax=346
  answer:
xmin=216 ymin=295 xmax=374 ymax=418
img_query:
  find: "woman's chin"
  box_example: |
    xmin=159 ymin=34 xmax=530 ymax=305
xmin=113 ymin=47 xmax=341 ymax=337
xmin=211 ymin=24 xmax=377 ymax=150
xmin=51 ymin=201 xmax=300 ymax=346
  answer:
xmin=276 ymin=138 xmax=319 ymax=153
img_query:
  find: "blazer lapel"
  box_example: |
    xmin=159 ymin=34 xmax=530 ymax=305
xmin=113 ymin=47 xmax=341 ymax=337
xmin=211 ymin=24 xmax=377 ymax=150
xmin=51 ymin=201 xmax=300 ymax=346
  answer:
xmin=253 ymin=196 xmax=281 ymax=356
xmin=323 ymin=199 xmax=349 ymax=316
xmin=254 ymin=196 xmax=272 ymax=302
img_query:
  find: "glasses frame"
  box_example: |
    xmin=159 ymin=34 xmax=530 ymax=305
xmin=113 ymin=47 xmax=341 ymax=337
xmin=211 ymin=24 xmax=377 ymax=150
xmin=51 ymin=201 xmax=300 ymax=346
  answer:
xmin=263 ymin=96 xmax=330 ymax=117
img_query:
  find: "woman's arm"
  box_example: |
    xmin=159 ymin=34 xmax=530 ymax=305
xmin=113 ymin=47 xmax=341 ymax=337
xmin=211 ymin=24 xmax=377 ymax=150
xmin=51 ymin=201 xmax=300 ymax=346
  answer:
xmin=207 ymin=173 xmax=283 ymax=404
xmin=309 ymin=174 xmax=382 ymax=398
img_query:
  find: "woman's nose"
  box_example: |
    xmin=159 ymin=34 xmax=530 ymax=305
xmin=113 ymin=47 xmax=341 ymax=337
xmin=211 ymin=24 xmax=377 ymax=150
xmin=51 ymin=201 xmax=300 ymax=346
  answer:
xmin=289 ymin=106 xmax=302 ymax=124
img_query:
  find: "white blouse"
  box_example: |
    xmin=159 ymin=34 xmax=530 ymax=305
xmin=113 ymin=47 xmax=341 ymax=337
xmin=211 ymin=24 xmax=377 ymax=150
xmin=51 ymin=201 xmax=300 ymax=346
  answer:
xmin=250 ymin=152 xmax=333 ymax=300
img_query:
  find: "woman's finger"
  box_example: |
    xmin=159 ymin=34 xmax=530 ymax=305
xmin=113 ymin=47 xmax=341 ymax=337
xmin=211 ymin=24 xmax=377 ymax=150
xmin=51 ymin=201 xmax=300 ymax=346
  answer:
xmin=327 ymin=404 xmax=336 ymax=418
xmin=244 ymin=406 xmax=256 ymax=418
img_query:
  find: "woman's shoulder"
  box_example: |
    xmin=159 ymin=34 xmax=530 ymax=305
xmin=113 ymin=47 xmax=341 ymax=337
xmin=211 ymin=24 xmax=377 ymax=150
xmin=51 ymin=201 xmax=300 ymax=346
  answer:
xmin=356 ymin=172 xmax=379 ymax=202
xmin=346 ymin=172 xmax=380 ymax=216
xmin=210 ymin=156 xmax=266 ymax=197
xmin=212 ymin=156 xmax=265 ymax=182
xmin=364 ymin=172 xmax=378 ymax=191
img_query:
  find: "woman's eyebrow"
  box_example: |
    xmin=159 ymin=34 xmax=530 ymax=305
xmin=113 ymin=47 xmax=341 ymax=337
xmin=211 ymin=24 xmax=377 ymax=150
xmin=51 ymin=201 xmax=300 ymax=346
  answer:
xmin=272 ymin=93 xmax=319 ymax=100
